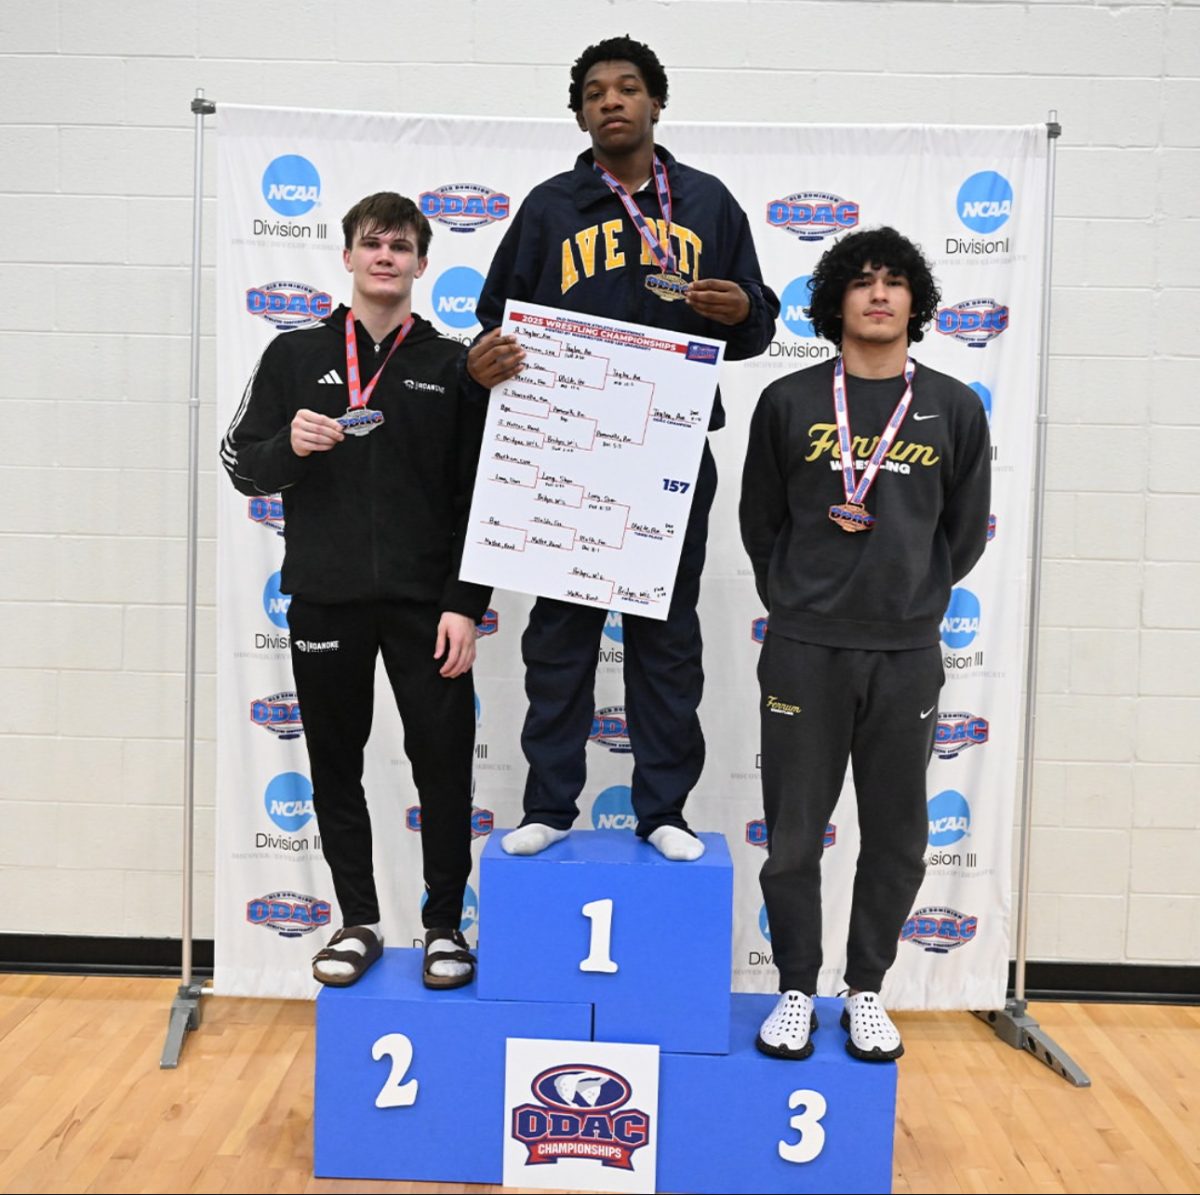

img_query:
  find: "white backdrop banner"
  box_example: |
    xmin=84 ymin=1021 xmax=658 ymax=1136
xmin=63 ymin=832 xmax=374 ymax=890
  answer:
xmin=216 ymin=105 xmax=1046 ymax=1008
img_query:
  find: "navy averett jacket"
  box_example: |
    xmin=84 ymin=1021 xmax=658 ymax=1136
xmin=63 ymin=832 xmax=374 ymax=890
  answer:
xmin=474 ymin=145 xmax=779 ymax=430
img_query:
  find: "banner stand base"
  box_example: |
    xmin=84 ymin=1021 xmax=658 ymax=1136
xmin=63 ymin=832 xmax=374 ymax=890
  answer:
xmin=972 ymin=1002 xmax=1091 ymax=1087
xmin=160 ymin=982 xmax=206 ymax=1070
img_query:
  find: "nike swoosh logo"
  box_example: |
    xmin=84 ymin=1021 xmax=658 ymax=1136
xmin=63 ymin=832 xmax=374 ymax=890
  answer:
xmin=920 ymin=706 xmax=936 ymax=719
xmin=912 ymin=413 xmax=939 ymax=421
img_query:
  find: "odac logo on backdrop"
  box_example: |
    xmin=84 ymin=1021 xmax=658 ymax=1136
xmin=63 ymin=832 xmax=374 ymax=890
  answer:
xmin=751 ymin=616 xmax=768 ymax=644
xmin=406 ymin=805 xmax=494 ymax=838
xmin=245 ymin=891 xmax=331 ymax=937
xmin=250 ymin=691 xmax=302 ymax=740
xmin=779 ymin=276 xmax=816 ymax=337
xmin=421 ymin=883 xmax=479 ymax=935
xmin=476 ymin=608 xmax=499 ymax=637
xmin=264 ymin=772 xmax=314 ymax=832
xmin=261 ymin=154 xmax=320 ymax=216
xmin=263 ymin=571 xmax=292 ymax=628
xmin=746 ymin=819 xmax=835 ymax=849
xmin=957 ymin=171 xmax=1013 ymax=234
xmin=927 ymin=790 xmax=971 ymax=846
xmin=511 ymin=1065 xmax=651 ymax=1171
xmin=432 ymin=266 xmax=484 ymax=329
xmin=934 ymin=711 xmax=989 ymax=760
xmin=590 ymin=706 xmax=630 ymax=753
xmin=766 ymin=192 xmax=859 ymax=241
xmin=248 ymin=494 xmax=284 ymax=536
xmin=901 ymin=906 xmax=978 ymax=953
xmin=591 ymin=785 xmax=635 ymax=831
xmin=246 ymin=281 xmax=331 ymax=330
xmin=941 ymin=588 xmax=981 ymax=649
xmin=420 ymin=183 xmax=510 ymax=233
xmin=937 ymin=299 xmax=1009 ymax=347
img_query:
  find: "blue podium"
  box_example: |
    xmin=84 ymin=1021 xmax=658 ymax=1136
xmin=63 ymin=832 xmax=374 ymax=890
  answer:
xmin=314 ymin=830 xmax=896 ymax=1192
xmin=477 ymin=830 xmax=732 ymax=1054
xmin=314 ymin=947 xmax=591 ymax=1185
xmin=657 ymin=995 xmax=896 ymax=1194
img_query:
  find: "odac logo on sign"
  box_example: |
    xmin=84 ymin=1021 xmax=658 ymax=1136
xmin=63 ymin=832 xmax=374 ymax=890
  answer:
xmin=934 ymin=711 xmax=989 ymax=760
xmin=937 ymin=299 xmax=1009 ymax=347
xmin=590 ymin=705 xmax=631 ymax=753
xmin=420 ymin=183 xmax=510 ymax=232
xmin=511 ymin=1065 xmax=650 ymax=1171
xmin=476 ymin=608 xmax=499 ymax=637
xmin=779 ymin=275 xmax=816 ymax=337
xmin=927 ymin=789 xmax=971 ymax=846
xmin=957 ymin=171 xmax=1013 ymax=234
xmin=407 ymin=805 xmax=494 ymax=838
xmin=250 ymin=691 xmax=302 ymax=740
xmin=901 ymin=906 xmax=978 ymax=953
xmin=591 ymin=785 xmax=635 ymax=831
xmin=248 ymin=494 xmax=285 ymax=536
xmin=766 ymin=192 xmax=859 ymax=241
xmin=432 ymin=266 xmax=484 ymax=329
xmin=746 ymin=819 xmax=835 ymax=849
xmin=751 ymin=615 xmax=768 ymax=644
xmin=245 ymin=281 xmax=331 ymax=329
xmin=246 ymin=890 xmax=331 ymax=937
xmin=261 ymin=155 xmax=320 ymax=217
xmin=263 ymin=571 xmax=292 ymax=628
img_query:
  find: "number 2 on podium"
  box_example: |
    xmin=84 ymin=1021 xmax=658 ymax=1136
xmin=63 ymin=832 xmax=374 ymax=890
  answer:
xmin=579 ymin=898 xmax=619 ymax=973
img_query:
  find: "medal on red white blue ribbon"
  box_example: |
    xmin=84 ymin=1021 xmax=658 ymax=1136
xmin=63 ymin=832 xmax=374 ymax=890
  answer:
xmin=828 ymin=355 xmax=916 ymax=533
xmin=593 ymin=155 xmax=687 ymax=301
xmin=336 ymin=311 xmax=413 ymax=436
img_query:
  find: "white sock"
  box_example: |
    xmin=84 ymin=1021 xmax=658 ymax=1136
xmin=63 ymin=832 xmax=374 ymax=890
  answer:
xmin=647 ymin=825 xmax=705 ymax=862
xmin=314 ymin=922 xmax=381 ymax=981
xmin=427 ymin=935 xmax=472 ymax=979
xmin=501 ymin=824 xmax=569 ymax=856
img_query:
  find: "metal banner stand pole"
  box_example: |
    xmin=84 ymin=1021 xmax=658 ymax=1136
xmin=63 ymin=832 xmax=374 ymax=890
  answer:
xmin=972 ymin=112 xmax=1089 ymax=1088
xmin=161 ymin=88 xmax=216 ymax=1070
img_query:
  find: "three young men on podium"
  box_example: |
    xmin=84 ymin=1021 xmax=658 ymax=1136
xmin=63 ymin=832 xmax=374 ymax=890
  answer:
xmin=467 ymin=35 xmax=779 ymax=864
xmin=741 ymin=227 xmax=992 ymax=1061
xmin=222 ymin=193 xmax=514 ymax=990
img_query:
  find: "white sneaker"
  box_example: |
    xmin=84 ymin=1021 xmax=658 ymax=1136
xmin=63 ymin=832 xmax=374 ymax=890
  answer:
xmin=841 ymin=991 xmax=904 ymax=1061
xmin=755 ymin=991 xmax=817 ymax=1060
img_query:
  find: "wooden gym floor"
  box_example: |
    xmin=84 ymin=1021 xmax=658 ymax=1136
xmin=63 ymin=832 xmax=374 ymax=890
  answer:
xmin=0 ymin=974 xmax=1196 ymax=1194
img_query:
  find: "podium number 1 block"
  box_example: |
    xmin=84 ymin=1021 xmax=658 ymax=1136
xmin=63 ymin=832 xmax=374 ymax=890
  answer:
xmin=477 ymin=830 xmax=733 ymax=1054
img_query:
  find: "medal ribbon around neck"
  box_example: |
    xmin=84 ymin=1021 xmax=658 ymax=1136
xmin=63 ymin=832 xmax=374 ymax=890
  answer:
xmin=833 ymin=355 xmax=917 ymax=510
xmin=593 ymin=154 xmax=678 ymax=275
xmin=344 ymin=311 xmax=414 ymax=410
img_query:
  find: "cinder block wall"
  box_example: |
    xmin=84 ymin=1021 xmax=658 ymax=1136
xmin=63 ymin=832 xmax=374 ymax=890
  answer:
xmin=0 ymin=0 xmax=1195 ymax=963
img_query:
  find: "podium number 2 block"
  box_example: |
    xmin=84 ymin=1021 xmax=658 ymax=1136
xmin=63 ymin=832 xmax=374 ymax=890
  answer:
xmin=315 ymin=948 xmax=591 ymax=1185
xmin=477 ymin=830 xmax=733 ymax=1054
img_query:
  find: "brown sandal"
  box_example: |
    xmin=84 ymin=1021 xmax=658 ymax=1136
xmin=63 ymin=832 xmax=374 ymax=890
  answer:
xmin=423 ymin=927 xmax=476 ymax=990
xmin=312 ymin=926 xmax=383 ymax=987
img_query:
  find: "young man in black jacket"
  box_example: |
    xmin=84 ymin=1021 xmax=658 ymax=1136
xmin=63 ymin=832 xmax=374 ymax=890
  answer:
xmin=469 ymin=36 xmax=779 ymax=862
xmin=222 ymin=193 xmax=508 ymax=988
xmin=740 ymin=227 xmax=991 ymax=1061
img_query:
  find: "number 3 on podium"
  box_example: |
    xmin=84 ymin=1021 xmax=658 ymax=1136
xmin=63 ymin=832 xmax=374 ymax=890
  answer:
xmin=579 ymin=898 xmax=618 ymax=973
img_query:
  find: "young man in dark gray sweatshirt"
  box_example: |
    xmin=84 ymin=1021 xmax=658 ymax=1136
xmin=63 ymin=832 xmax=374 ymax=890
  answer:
xmin=739 ymin=227 xmax=991 ymax=1061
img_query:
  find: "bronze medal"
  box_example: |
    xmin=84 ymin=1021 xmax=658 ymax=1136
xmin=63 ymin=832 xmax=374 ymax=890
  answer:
xmin=829 ymin=501 xmax=875 ymax=533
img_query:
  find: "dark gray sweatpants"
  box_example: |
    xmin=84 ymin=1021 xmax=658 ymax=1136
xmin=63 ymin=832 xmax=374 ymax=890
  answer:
xmin=757 ymin=634 xmax=943 ymax=993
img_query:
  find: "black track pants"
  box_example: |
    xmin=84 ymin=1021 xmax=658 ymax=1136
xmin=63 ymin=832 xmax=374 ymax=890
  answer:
xmin=757 ymin=635 xmax=943 ymax=993
xmin=518 ymin=444 xmax=717 ymax=837
xmin=288 ymin=597 xmax=474 ymax=930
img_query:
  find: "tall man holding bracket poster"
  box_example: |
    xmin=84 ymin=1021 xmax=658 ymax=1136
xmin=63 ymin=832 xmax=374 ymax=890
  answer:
xmin=468 ymin=36 xmax=779 ymax=862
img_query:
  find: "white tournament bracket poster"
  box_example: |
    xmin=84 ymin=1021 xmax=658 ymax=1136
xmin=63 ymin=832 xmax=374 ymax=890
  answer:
xmin=460 ymin=300 xmax=723 ymax=619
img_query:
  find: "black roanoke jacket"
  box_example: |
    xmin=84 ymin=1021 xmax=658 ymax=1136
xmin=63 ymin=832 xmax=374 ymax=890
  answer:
xmin=221 ymin=306 xmax=491 ymax=618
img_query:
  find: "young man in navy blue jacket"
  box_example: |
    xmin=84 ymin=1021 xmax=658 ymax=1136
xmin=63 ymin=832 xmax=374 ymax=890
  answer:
xmin=469 ymin=36 xmax=779 ymax=861
xmin=741 ymin=227 xmax=991 ymax=1061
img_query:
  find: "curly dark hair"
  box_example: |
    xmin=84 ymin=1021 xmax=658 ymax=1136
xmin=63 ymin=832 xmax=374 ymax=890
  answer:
xmin=568 ymin=36 xmax=669 ymax=113
xmin=807 ymin=226 xmax=940 ymax=346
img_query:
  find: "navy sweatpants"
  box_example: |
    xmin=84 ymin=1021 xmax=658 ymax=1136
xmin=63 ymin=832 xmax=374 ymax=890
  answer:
xmin=518 ymin=443 xmax=718 ymax=837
